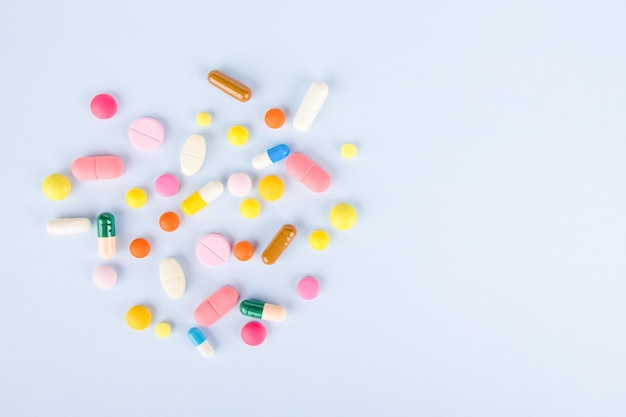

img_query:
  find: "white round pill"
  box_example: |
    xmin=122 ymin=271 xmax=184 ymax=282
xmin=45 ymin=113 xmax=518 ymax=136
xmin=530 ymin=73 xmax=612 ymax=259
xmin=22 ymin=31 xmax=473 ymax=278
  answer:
xmin=92 ymin=265 xmax=117 ymax=290
xmin=227 ymin=172 xmax=252 ymax=197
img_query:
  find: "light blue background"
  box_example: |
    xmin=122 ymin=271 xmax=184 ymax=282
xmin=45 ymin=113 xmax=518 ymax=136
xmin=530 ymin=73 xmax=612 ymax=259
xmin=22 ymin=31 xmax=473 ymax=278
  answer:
xmin=1 ymin=1 xmax=626 ymax=416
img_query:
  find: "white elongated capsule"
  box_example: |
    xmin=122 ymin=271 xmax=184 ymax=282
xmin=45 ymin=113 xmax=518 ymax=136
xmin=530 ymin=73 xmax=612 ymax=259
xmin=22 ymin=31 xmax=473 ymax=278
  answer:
xmin=293 ymin=82 xmax=329 ymax=132
xmin=181 ymin=180 xmax=224 ymax=215
xmin=188 ymin=327 xmax=214 ymax=358
xmin=252 ymin=144 xmax=290 ymax=169
xmin=180 ymin=134 xmax=206 ymax=176
xmin=159 ymin=257 xmax=186 ymax=299
xmin=46 ymin=217 xmax=91 ymax=235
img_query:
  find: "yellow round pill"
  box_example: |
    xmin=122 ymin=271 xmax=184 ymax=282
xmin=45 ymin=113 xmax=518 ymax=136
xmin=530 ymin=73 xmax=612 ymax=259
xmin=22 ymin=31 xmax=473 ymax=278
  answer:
xmin=125 ymin=187 xmax=148 ymax=208
xmin=42 ymin=173 xmax=71 ymax=201
xmin=240 ymin=197 xmax=261 ymax=219
xmin=227 ymin=125 xmax=249 ymax=146
xmin=341 ymin=143 xmax=358 ymax=159
xmin=309 ymin=230 xmax=330 ymax=250
xmin=258 ymin=175 xmax=284 ymax=202
xmin=196 ymin=111 xmax=212 ymax=127
xmin=154 ymin=322 xmax=172 ymax=338
xmin=330 ymin=203 xmax=357 ymax=231
xmin=125 ymin=305 xmax=152 ymax=331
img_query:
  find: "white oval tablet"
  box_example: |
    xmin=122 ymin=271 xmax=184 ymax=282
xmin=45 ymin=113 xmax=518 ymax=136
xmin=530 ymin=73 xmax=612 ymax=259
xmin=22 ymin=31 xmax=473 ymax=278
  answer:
xmin=180 ymin=134 xmax=207 ymax=176
xmin=293 ymin=82 xmax=329 ymax=132
xmin=159 ymin=257 xmax=186 ymax=299
xmin=46 ymin=217 xmax=91 ymax=235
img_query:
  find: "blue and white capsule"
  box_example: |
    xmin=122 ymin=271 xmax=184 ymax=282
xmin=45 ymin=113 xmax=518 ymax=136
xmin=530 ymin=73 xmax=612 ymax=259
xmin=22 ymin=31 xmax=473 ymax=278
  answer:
xmin=252 ymin=144 xmax=290 ymax=169
xmin=187 ymin=327 xmax=214 ymax=358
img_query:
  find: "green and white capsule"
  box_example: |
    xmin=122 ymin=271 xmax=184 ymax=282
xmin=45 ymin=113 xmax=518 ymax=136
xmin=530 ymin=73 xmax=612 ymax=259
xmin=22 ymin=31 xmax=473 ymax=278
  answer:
xmin=240 ymin=299 xmax=287 ymax=322
xmin=97 ymin=212 xmax=116 ymax=259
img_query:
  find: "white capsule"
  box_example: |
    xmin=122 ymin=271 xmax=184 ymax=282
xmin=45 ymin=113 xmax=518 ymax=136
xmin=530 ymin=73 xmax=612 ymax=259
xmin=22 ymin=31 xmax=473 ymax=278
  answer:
xmin=46 ymin=217 xmax=91 ymax=235
xmin=293 ymin=82 xmax=329 ymax=132
xmin=188 ymin=327 xmax=214 ymax=358
xmin=252 ymin=144 xmax=290 ymax=169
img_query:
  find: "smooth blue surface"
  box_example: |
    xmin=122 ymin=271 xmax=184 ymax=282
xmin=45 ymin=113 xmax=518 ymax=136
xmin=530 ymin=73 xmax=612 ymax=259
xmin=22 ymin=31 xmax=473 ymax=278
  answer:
xmin=268 ymin=144 xmax=290 ymax=163
xmin=187 ymin=327 xmax=207 ymax=347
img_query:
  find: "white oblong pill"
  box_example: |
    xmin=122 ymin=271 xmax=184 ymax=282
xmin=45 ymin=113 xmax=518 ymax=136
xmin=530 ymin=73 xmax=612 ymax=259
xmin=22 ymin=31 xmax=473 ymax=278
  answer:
xmin=293 ymin=82 xmax=329 ymax=132
xmin=46 ymin=217 xmax=92 ymax=235
xmin=180 ymin=134 xmax=207 ymax=176
xmin=159 ymin=257 xmax=186 ymax=299
xmin=198 ymin=180 xmax=223 ymax=203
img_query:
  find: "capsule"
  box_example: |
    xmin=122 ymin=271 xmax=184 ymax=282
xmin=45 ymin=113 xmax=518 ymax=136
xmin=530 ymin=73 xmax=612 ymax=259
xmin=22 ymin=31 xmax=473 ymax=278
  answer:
xmin=293 ymin=82 xmax=328 ymax=132
xmin=261 ymin=224 xmax=297 ymax=265
xmin=207 ymin=70 xmax=252 ymax=102
xmin=187 ymin=327 xmax=214 ymax=358
xmin=97 ymin=212 xmax=116 ymax=259
xmin=240 ymin=299 xmax=287 ymax=322
xmin=46 ymin=217 xmax=91 ymax=235
xmin=181 ymin=180 xmax=224 ymax=215
xmin=252 ymin=144 xmax=290 ymax=169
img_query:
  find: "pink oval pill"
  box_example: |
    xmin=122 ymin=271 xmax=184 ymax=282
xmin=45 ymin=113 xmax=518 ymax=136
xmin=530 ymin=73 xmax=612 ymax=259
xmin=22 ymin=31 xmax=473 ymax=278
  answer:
xmin=194 ymin=285 xmax=239 ymax=326
xmin=128 ymin=117 xmax=165 ymax=151
xmin=196 ymin=233 xmax=231 ymax=267
xmin=90 ymin=94 xmax=117 ymax=119
xmin=92 ymin=265 xmax=117 ymax=290
xmin=285 ymin=152 xmax=331 ymax=192
xmin=71 ymin=155 xmax=124 ymax=180
xmin=241 ymin=321 xmax=266 ymax=346
xmin=155 ymin=173 xmax=180 ymax=197
xmin=297 ymin=276 xmax=320 ymax=300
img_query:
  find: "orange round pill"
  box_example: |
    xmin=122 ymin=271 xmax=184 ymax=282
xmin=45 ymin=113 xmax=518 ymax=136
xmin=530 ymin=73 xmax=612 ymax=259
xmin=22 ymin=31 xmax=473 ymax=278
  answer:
xmin=159 ymin=211 xmax=180 ymax=232
xmin=129 ymin=238 xmax=150 ymax=258
xmin=264 ymin=108 xmax=285 ymax=129
xmin=233 ymin=241 xmax=254 ymax=262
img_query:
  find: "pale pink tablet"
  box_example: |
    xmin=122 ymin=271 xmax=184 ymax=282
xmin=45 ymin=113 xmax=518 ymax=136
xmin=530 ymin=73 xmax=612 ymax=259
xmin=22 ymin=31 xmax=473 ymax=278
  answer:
xmin=194 ymin=286 xmax=239 ymax=326
xmin=196 ymin=233 xmax=231 ymax=267
xmin=285 ymin=152 xmax=331 ymax=192
xmin=92 ymin=265 xmax=117 ymax=290
xmin=90 ymin=93 xmax=117 ymax=119
xmin=297 ymin=276 xmax=320 ymax=300
xmin=71 ymin=155 xmax=124 ymax=180
xmin=241 ymin=321 xmax=266 ymax=346
xmin=128 ymin=117 xmax=165 ymax=151
xmin=155 ymin=173 xmax=180 ymax=197
xmin=227 ymin=172 xmax=252 ymax=197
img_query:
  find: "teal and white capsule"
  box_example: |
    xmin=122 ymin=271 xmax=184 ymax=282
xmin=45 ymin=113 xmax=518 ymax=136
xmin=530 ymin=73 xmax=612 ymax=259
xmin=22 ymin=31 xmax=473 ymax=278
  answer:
xmin=187 ymin=327 xmax=214 ymax=358
xmin=239 ymin=299 xmax=287 ymax=322
xmin=252 ymin=144 xmax=290 ymax=169
xmin=97 ymin=212 xmax=116 ymax=259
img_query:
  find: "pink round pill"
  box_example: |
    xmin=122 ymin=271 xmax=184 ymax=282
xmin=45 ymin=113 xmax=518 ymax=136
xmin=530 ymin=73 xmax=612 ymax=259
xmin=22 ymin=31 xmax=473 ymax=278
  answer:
xmin=227 ymin=172 xmax=252 ymax=197
xmin=297 ymin=276 xmax=320 ymax=300
xmin=92 ymin=265 xmax=117 ymax=290
xmin=155 ymin=173 xmax=180 ymax=197
xmin=196 ymin=233 xmax=231 ymax=267
xmin=241 ymin=321 xmax=266 ymax=346
xmin=128 ymin=117 xmax=165 ymax=151
xmin=90 ymin=94 xmax=117 ymax=119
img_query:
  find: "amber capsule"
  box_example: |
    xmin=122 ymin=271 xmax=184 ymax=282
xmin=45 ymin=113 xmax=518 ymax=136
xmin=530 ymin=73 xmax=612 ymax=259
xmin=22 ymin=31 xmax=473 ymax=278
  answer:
xmin=207 ymin=70 xmax=252 ymax=102
xmin=261 ymin=224 xmax=297 ymax=265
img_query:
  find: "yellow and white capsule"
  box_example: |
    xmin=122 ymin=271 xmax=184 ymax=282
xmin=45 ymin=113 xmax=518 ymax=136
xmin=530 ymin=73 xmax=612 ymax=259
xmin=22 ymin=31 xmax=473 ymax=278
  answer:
xmin=181 ymin=180 xmax=223 ymax=215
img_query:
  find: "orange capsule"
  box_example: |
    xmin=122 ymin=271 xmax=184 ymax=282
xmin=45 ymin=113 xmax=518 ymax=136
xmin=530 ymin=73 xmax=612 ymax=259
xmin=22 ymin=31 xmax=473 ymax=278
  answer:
xmin=207 ymin=70 xmax=252 ymax=102
xmin=159 ymin=211 xmax=180 ymax=232
xmin=261 ymin=224 xmax=297 ymax=265
xmin=129 ymin=238 xmax=151 ymax=258
xmin=233 ymin=241 xmax=254 ymax=262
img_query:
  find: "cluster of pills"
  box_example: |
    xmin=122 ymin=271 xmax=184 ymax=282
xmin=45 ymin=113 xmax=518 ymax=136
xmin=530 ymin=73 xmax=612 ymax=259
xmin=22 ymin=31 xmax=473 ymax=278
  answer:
xmin=42 ymin=69 xmax=358 ymax=357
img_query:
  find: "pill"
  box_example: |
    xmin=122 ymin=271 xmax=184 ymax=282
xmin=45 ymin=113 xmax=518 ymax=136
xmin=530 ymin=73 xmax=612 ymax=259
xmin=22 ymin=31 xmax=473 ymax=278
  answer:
xmin=330 ymin=203 xmax=357 ymax=230
xmin=285 ymin=152 xmax=331 ymax=193
xmin=125 ymin=187 xmax=148 ymax=208
xmin=154 ymin=173 xmax=180 ymax=197
xmin=264 ymin=108 xmax=285 ymax=129
xmin=196 ymin=111 xmax=212 ymax=127
xmin=227 ymin=125 xmax=249 ymax=146
xmin=46 ymin=217 xmax=91 ymax=235
xmin=196 ymin=233 xmax=231 ymax=267
xmin=159 ymin=211 xmax=180 ymax=232
xmin=297 ymin=276 xmax=320 ymax=300
xmin=293 ymin=82 xmax=328 ymax=132
xmin=97 ymin=212 xmax=116 ymax=259
xmin=42 ymin=173 xmax=71 ymax=201
xmin=233 ymin=241 xmax=254 ymax=261
xmin=194 ymin=285 xmax=239 ymax=326
xmin=154 ymin=322 xmax=172 ymax=338
xmin=252 ymin=144 xmax=290 ymax=169
xmin=241 ymin=321 xmax=266 ymax=346
xmin=180 ymin=134 xmax=206 ymax=176
xmin=128 ymin=117 xmax=165 ymax=151
xmin=90 ymin=93 xmax=117 ymax=119
xmin=239 ymin=198 xmax=261 ymax=219
xmin=261 ymin=224 xmax=296 ymax=265
xmin=341 ymin=143 xmax=357 ymax=159
xmin=71 ymin=156 xmax=124 ymax=181
xmin=181 ymin=180 xmax=223 ymax=215
xmin=92 ymin=265 xmax=117 ymax=290
xmin=159 ymin=257 xmax=185 ymax=299
xmin=207 ymin=70 xmax=252 ymax=102
xmin=240 ymin=299 xmax=287 ymax=323
xmin=258 ymin=175 xmax=284 ymax=201
xmin=126 ymin=305 xmax=151 ymax=331
xmin=227 ymin=172 xmax=252 ymax=197
xmin=309 ymin=230 xmax=330 ymax=250
xmin=129 ymin=238 xmax=150 ymax=258
xmin=187 ymin=327 xmax=214 ymax=358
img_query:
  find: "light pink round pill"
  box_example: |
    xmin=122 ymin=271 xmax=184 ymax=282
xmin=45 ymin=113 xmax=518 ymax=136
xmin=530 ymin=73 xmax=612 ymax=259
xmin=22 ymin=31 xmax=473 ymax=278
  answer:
xmin=227 ymin=172 xmax=252 ymax=197
xmin=155 ymin=173 xmax=180 ymax=197
xmin=90 ymin=94 xmax=117 ymax=119
xmin=128 ymin=117 xmax=165 ymax=151
xmin=92 ymin=265 xmax=117 ymax=290
xmin=196 ymin=233 xmax=231 ymax=267
xmin=297 ymin=276 xmax=320 ymax=300
xmin=241 ymin=321 xmax=266 ymax=346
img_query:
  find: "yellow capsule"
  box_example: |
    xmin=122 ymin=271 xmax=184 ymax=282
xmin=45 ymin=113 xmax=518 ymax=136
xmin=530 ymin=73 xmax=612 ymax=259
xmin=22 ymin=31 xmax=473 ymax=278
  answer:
xmin=181 ymin=180 xmax=224 ymax=215
xmin=262 ymin=224 xmax=297 ymax=265
xmin=207 ymin=70 xmax=252 ymax=102
xmin=42 ymin=173 xmax=71 ymax=201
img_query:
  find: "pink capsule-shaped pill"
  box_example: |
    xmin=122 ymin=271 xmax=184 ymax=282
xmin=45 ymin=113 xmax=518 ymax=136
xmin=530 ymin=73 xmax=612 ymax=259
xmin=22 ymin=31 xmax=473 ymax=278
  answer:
xmin=285 ymin=152 xmax=330 ymax=192
xmin=194 ymin=285 xmax=239 ymax=326
xmin=71 ymin=156 xmax=124 ymax=180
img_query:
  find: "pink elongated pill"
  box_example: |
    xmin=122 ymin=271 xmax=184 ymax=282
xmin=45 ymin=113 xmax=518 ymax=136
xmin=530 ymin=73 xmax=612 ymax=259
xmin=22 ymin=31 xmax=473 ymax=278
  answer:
xmin=90 ymin=94 xmax=117 ymax=119
xmin=196 ymin=233 xmax=231 ymax=267
xmin=71 ymin=156 xmax=124 ymax=180
xmin=128 ymin=117 xmax=165 ymax=151
xmin=285 ymin=152 xmax=331 ymax=192
xmin=154 ymin=173 xmax=180 ymax=197
xmin=194 ymin=285 xmax=239 ymax=326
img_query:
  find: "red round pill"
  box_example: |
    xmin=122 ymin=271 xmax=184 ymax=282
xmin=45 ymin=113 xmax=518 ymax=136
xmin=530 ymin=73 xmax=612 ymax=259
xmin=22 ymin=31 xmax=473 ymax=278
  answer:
xmin=90 ymin=93 xmax=117 ymax=119
xmin=241 ymin=321 xmax=266 ymax=346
